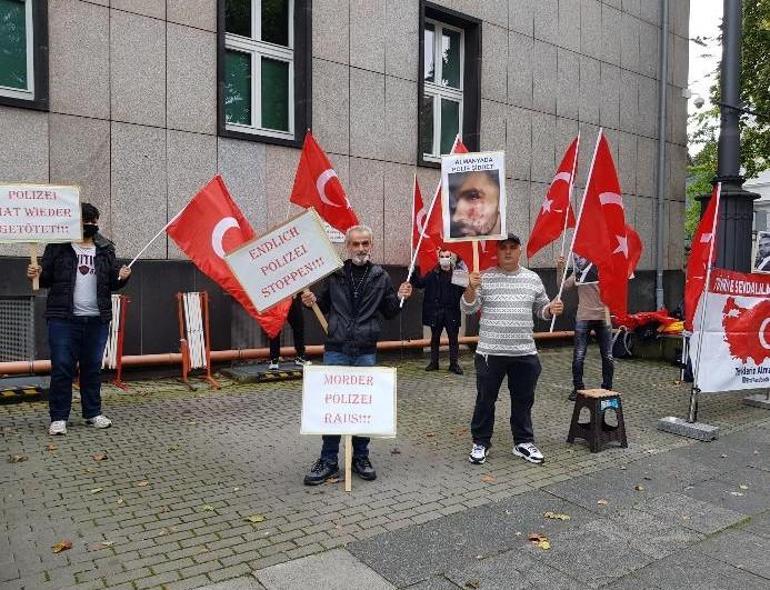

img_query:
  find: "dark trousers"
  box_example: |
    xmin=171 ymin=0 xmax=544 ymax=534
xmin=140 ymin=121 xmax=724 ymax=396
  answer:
xmin=471 ymin=353 xmax=542 ymax=448
xmin=269 ymin=297 xmax=305 ymax=360
xmin=572 ymin=320 xmax=614 ymax=391
xmin=320 ymin=351 xmax=376 ymax=463
xmin=48 ymin=317 xmax=109 ymax=421
xmin=429 ymin=312 xmax=460 ymax=365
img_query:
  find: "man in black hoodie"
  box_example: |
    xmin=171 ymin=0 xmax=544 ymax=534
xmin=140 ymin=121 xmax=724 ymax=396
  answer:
xmin=300 ymin=225 xmax=412 ymax=485
xmin=27 ymin=203 xmax=131 ymax=435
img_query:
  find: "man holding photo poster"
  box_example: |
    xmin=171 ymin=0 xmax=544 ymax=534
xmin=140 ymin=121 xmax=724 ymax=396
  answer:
xmin=462 ymin=234 xmax=563 ymax=466
xmin=300 ymin=225 xmax=413 ymax=485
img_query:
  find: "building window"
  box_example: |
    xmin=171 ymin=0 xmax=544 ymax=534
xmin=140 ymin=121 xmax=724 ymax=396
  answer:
xmin=0 ymin=0 xmax=48 ymax=110
xmin=418 ymin=2 xmax=480 ymax=167
xmin=218 ymin=0 xmax=310 ymax=147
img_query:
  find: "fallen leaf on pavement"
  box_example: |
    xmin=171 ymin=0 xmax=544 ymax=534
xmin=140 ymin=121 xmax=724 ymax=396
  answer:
xmin=88 ymin=541 xmax=113 ymax=551
xmin=92 ymin=453 xmax=108 ymax=462
xmin=46 ymin=444 xmax=58 ymax=452
xmin=90 ymin=488 xmax=103 ymax=494
xmin=8 ymin=454 xmax=28 ymax=463
xmin=543 ymin=511 xmax=571 ymax=521
xmin=52 ymin=539 xmax=73 ymax=553
xmin=721 ymin=454 xmax=729 ymax=459
xmin=325 ymin=477 xmax=341 ymax=484
xmin=201 ymin=505 xmax=215 ymax=512
xmin=481 ymin=474 xmax=496 ymax=484
xmin=116 ymin=498 xmax=125 ymax=505
xmin=528 ymin=533 xmax=551 ymax=550
xmin=464 ymin=580 xmax=480 ymax=589
xmin=455 ymin=427 xmax=469 ymax=437
xmin=597 ymin=499 xmax=609 ymax=506
xmin=634 ymin=485 xmax=645 ymax=492
xmin=528 ymin=532 xmax=544 ymax=542
xmin=537 ymin=539 xmax=551 ymax=550
xmin=135 ymin=480 xmax=149 ymax=487
xmin=729 ymin=491 xmax=744 ymax=497
xmin=739 ymin=484 xmax=749 ymax=490
xmin=233 ymin=487 xmax=240 ymax=492
xmin=426 ymin=432 xmax=435 ymax=438
xmin=246 ymin=514 xmax=265 ymax=523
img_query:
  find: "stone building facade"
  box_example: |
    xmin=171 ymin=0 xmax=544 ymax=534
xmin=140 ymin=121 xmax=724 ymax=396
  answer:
xmin=0 ymin=0 xmax=690 ymax=357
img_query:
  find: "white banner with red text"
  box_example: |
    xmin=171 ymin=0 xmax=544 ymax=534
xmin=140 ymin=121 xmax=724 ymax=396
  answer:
xmin=0 ymin=184 xmax=82 ymax=243
xmin=689 ymin=267 xmax=770 ymax=392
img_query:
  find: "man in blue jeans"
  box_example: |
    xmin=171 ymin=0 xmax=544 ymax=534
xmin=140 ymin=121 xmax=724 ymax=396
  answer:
xmin=300 ymin=225 xmax=413 ymax=485
xmin=27 ymin=203 xmax=131 ymax=435
xmin=557 ymin=255 xmax=614 ymax=401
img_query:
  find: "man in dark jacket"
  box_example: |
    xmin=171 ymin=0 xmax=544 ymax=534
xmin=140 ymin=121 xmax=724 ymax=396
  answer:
xmin=300 ymin=225 xmax=412 ymax=485
xmin=411 ymin=250 xmax=466 ymax=374
xmin=26 ymin=203 xmax=131 ymax=435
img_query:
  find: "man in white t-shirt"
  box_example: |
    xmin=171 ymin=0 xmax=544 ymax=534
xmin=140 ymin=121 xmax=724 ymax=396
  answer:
xmin=27 ymin=203 xmax=131 ymax=435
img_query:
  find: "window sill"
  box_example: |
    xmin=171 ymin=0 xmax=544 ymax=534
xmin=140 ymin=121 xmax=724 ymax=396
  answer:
xmin=219 ymin=125 xmax=303 ymax=149
xmin=0 ymin=93 xmax=48 ymax=112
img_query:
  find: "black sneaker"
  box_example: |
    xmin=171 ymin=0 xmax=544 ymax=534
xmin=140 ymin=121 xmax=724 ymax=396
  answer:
xmin=568 ymin=389 xmax=578 ymax=402
xmin=303 ymin=458 xmax=339 ymax=486
xmin=448 ymin=364 xmax=463 ymax=375
xmin=425 ymin=362 xmax=439 ymax=371
xmin=352 ymin=456 xmax=377 ymax=481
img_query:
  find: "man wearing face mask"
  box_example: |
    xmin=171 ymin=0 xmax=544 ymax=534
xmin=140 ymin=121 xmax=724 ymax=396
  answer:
xmin=300 ymin=225 xmax=413 ymax=485
xmin=26 ymin=203 xmax=131 ymax=435
xmin=410 ymin=250 xmax=466 ymax=374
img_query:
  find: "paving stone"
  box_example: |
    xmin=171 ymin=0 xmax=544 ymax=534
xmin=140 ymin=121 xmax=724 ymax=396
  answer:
xmin=696 ymin=529 xmax=770 ymax=580
xmin=633 ymin=491 xmax=749 ymax=535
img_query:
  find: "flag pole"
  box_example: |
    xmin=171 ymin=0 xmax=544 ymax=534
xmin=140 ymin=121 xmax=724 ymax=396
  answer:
xmin=550 ymin=129 xmax=602 ymax=332
xmin=688 ymin=182 xmax=721 ymax=422
xmin=400 ymin=135 xmax=462 ymax=307
xmin=127 ymin=211 xmax=185 ymax=269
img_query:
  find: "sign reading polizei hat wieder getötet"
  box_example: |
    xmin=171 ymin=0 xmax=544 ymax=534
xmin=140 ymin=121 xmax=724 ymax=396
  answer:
xmin=300 ymin=365 xmax=397 ymax=437
xmin=224 ymin=208 xmax=343 ymax=313
xmin=0 ymin=183 xmax=82 ymax=243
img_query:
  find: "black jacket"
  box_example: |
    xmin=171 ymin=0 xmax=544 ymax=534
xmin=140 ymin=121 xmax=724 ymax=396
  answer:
xmin=39 ymin=234 xmax=129 ymax=322
xmin=315 ymin=260 xmax=401 ymax=355
xmin=410 ymin=266 xmax=464 ymax=328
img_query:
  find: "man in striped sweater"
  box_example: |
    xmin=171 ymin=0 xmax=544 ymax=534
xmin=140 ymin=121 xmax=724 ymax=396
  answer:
xmin=461 ymin=234 xmax=563 ymax=465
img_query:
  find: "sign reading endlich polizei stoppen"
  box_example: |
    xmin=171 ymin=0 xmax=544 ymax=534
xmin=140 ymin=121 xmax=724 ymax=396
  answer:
xmin=225 ymin=208 xmax=343 ymax=312
xmin=301 ymin=365 xmax=397 ymax=436
xmin=689 ymin=267 xmax=770 ymax=392
xmin=0 ymin=184 xmax=82 ymax=243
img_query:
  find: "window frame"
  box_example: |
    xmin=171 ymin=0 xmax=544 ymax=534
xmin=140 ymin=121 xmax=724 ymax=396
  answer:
xmin=0 ymin=0 xmax=49 ymax=111
xmin=218 ymin=0 xmax=311 ymax=148
xmin=418 ymin=1 xmax=481 ymax=169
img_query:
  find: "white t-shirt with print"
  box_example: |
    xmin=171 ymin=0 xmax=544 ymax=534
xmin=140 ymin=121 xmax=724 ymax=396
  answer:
xmin=71 ymin=243 xmax=99 ymax=317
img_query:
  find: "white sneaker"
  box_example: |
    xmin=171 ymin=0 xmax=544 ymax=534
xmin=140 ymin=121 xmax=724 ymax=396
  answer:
xmin=268 ymin=360 xmax=280 ymax=370
xmin=294 ymin=356 xmax=311 ymax=366
xmin=49 ymin=420 xmax=67 ymax=435
xmin=468 ymin=443 xmax=489 ymax=464
xmin=513 ymin=442 xmax=544 ymax=464
xmin=86 ymin=415 xmax=112 ymax=429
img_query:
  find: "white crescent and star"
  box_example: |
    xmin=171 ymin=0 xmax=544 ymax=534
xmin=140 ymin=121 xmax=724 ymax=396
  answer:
xmin=613 ymin=234 xmax=629 ymax=258
xmin=541 ymin=197 xmax=553 ymax=213
xmin=211 ymin=217 xmax=240 ymax=259
xmin=415 ymin=207 xmax=428 ymax=237
xmin=551 ymin=171 xmax=571 ymax=186
xmin=759 ymin=317 xmax=770 ymax=350
xmin=316 ymin=168 xmax=351 ymax=209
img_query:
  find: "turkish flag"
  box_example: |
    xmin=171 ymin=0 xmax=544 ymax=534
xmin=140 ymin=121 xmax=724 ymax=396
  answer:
xmin=167 ymin=175 xmax=290 ymax=338
xmin=684 ymin=183 xmax=721 ymax=331
xmin=526 ymin=137 xmax=579 ymax=259
xmin=423 ymin=138 xmax=497 ymax=271
xmin=626 ymin=223 xmax=643 ymax=278
xmin=412 ymin=177 xmax=440 ymax=277
xmin=290 ymin=131 xmax=358 ymax=232
xmin=573 ymin=132 xmax=629 ymax=317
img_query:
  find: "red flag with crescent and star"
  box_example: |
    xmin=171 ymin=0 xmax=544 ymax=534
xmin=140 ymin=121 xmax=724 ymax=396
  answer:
xmin=411 ymin=176 xmax=440 ymax=277
xmin=526 ymin=137 xmax=578 ymax=259
xmin=423 ymin=138 xmax=497 ymax=270
xmin=167 ymin=175 xmax=290 ymax=338
xmin=290 ymin=131 xmax=359 ymax=232
xmin=684 ymin=183 xmax=721 ymax=331
xmin=573 ymin=131 xmax=629 ymax=317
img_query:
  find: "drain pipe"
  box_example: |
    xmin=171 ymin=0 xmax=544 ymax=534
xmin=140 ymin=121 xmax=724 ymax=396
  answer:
xmin=0 ymin=332 xmax=574 ymax=376
xmin=655 ymin=0 xmax=670 ymax=309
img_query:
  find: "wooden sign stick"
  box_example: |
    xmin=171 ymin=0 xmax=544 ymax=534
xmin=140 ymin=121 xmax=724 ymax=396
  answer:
xmin=344 ymin=435 xmax=353 ymax=492
xmin=472 ymin=241 xmax=480 ymax=273
xmin=29 ymin=243 xmax=39 ymax=291
xmin=303 ymin=289 xmax=328 ymax=334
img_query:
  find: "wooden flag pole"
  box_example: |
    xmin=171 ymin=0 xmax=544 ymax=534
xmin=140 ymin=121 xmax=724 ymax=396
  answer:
xmin=304 ymin=289 xmax=328 ymax=333
xmin=344 ymin=435 xmax=353 ymax=492
xmin=472 ymin=241 xmax=479 ymax=273
xmin=29 ymin=243 xmax=39 ymax=291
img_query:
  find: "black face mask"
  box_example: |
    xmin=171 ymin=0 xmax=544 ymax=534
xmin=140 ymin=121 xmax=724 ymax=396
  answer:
xmin=83 ymin=224 xmax=99 ymax=238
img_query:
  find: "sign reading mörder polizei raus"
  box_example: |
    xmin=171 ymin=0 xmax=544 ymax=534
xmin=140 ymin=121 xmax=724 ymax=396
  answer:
xmin=689 ymin=267 xmax=770 ymax=392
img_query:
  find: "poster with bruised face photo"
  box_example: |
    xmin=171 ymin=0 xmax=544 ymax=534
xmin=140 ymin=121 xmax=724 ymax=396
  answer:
xmin=441 ymin=151 xmax=506 ymax=242
xmin=752 ymin=230 xmax=770 ymax=274
xmin=572 ymin=254 xmax=599 ymax=284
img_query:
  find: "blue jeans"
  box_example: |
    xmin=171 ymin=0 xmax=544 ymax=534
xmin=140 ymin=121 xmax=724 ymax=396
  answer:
xmin=48 ymin=317 xmax=109 ymax=421
xmin=320 ymin=351 xmax=377 ymax=463
xmin=572 ymin=320 xmax=614 ymax=391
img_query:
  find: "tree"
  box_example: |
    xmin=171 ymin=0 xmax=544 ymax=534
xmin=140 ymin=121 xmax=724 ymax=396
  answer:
xmin=686 ymin=0 xmax=770 ymax=240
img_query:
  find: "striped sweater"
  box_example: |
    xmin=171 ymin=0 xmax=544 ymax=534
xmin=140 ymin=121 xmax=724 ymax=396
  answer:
xmin=460 ymin=266 xmax=552 ymax=356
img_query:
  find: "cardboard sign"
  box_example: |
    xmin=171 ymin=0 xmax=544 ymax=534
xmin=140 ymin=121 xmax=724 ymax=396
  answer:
xmin=225 ymin=208 xmax=343 ymax=312
xmin=301 ymin=365 xmax=397 ymax=436
xmin=322 ymin=220 xmax=346 ymax=243
xmin=441 ymin=151 xmax=506 ymax=242
xmin=0 ymin=183 xmax=82 ymax=243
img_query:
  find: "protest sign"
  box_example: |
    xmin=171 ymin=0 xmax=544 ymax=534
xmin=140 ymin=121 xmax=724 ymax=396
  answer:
xmin=690 ymin=268 xmax=770 ymax=392
xmin=225 ymin=208 xmax=343 ymax=313
xmin=441 ymin=151 xmax=506 ymax=242
xmin=301 ymin=365 xmax=397 ymax=436
xmin=0 ymin=184 xmax=82 ymax=243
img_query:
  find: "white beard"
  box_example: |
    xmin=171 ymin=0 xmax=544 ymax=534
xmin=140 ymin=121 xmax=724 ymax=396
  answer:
xmin=351 ymin=253 xmax=370 ymax=266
